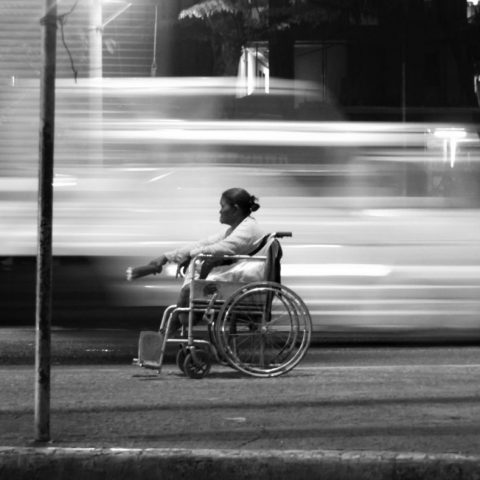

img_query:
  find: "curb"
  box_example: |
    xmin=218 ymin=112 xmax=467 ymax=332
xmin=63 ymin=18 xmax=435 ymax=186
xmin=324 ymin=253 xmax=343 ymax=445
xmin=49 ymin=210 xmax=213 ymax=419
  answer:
xmin=1 ymin=447 xmax=480 ymax=480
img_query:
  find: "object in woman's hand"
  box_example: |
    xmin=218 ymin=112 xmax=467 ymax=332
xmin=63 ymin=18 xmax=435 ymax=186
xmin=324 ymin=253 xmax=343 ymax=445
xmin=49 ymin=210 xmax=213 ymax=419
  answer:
xmin=126 ymin=264 xmax=162 ymax=281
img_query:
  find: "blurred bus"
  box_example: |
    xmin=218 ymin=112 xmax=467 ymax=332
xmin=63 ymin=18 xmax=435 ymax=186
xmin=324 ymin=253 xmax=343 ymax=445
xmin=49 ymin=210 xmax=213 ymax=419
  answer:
xmin=1 ymin=77 xmax=480 ymax=342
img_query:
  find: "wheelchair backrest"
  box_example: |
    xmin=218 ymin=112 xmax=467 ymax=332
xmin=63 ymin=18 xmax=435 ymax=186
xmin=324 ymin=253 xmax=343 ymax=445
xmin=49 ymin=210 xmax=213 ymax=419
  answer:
xmin=250 ymin=233 xmax=284 ymax=283
xmin=191 ymin=233 xmax=288 ymax=302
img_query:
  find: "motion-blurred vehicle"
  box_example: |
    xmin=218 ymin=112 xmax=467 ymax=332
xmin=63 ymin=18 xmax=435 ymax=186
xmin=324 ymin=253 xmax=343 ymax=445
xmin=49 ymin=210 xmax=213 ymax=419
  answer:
xmin=1 ymin=76 xmax=480 ymax=342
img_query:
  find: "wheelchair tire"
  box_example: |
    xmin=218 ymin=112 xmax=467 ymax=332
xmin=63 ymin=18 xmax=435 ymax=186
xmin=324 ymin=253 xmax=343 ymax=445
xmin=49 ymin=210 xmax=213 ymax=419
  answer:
xmin=215 ymin=282 xmax=312 ymax=378
xmin=183 ymin=349 xmax=211 ymax=379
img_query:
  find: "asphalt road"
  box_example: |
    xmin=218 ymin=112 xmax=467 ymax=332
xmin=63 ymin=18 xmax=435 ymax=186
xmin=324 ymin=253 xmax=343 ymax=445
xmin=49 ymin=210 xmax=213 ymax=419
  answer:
xmin=1 ymin=328 xmax=480 ymax=455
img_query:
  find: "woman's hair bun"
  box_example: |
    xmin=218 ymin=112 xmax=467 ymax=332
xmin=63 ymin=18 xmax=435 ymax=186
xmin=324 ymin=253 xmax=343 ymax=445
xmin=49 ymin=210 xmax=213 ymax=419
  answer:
xmin=250 ymin=195 xmax=260 ymax=212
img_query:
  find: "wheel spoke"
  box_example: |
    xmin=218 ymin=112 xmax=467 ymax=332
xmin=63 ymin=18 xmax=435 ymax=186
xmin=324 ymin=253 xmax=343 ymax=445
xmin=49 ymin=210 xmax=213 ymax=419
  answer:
xmin=215 ymin=282 xmax=311 ymax=377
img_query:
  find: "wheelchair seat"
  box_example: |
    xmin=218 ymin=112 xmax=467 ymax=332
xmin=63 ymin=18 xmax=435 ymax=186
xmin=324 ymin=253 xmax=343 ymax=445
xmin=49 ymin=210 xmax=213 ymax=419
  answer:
xmin=190 ymin=233 xmax=284 ymax=305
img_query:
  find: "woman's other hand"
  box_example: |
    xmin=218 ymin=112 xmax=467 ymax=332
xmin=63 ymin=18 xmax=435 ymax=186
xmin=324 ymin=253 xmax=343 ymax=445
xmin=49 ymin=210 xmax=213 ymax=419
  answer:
xmin=176 ymin=256 xmax=191 ymax=278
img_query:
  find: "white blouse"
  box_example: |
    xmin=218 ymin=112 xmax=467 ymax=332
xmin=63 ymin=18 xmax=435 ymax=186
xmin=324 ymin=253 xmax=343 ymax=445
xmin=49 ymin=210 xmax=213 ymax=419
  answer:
xmin=164 ymin=216 xmax=265 ymax=263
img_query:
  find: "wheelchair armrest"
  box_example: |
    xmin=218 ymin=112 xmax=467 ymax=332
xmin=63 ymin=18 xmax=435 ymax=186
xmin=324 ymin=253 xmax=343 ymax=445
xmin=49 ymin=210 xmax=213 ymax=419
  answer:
xmin=273 ymin=232 xmax=292 ymax=238
xmin=193 ymin=253 xmax=266 ymax=262
xmin=191 ymin=253 xmax=267 ymax=282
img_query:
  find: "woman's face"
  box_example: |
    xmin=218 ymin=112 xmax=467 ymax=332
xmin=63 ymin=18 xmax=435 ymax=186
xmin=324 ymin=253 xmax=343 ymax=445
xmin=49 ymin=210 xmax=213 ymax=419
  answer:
xmin=219 ymin=197 xmax=238 ymax=225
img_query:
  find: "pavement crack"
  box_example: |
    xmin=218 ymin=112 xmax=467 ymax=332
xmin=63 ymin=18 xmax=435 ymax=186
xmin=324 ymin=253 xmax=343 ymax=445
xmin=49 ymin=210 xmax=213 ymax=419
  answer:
xmin=236 ymin=428 xmax=267 ymax=448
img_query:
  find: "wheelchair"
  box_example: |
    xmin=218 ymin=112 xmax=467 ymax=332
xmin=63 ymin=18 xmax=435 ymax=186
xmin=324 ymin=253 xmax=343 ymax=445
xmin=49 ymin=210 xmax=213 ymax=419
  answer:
xmin=128 ymin=232 xmax=312 ymax=379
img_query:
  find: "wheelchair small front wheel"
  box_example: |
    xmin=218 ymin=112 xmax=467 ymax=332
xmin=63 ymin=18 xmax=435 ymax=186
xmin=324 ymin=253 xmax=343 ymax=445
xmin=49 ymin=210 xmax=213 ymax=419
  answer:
xmin=183 ymin=349 xmax=211 ymax=379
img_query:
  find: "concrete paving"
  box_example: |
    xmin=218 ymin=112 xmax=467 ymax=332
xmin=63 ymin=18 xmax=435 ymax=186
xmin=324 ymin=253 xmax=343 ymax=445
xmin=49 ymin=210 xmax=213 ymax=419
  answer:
xmin=2 ymin=328 xmax=480 ymax=479
xmin=2 ymin=446 xmax=480 ymax=480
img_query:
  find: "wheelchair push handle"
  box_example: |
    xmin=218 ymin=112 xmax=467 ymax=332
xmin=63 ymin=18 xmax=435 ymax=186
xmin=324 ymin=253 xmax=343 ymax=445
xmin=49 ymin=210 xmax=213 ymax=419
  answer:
xmin=273 ymin=231 xmax=292 ymax=238
xmin=126 ymin=264 xmax=162 ymax=281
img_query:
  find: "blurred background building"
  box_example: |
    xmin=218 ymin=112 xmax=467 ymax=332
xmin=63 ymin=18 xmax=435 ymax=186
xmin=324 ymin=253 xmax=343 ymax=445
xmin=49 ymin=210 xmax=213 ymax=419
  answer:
xmin=2 ymin=0 xmax=480 ymax=121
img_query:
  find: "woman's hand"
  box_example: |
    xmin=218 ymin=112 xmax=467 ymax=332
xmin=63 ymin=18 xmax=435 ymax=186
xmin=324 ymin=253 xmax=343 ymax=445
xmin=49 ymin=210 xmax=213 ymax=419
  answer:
xmin=149 ymin=255 xmax=168 ymax=274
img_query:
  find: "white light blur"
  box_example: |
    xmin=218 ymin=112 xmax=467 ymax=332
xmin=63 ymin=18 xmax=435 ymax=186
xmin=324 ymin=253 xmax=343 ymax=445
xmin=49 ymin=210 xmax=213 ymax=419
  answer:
xmin=147 ymin=172 xmax=174 ymax=183
xmin=163 ymin=264 xmax=179 ymax=276
xmin=289 ymin=244 xmax=343 ymax=249
xmin=282 ymin=264 xmax=392 ymax=277
xmin=102 ymin=2 xmax=132 ymax=29
xmin=53 ymin=174 xmax=77 ymax=187
xmin=0 ymin=178 xmax=36 ymax=191
xmin=95 ymin=120 xmax=426 ymax=148
xmin=433 ymin=128 xmax=467 ymax=140
xmin=433 ymin=127 xmax=467 ymax=168
xmin=122 ymin=167 xmax=158 ymax=172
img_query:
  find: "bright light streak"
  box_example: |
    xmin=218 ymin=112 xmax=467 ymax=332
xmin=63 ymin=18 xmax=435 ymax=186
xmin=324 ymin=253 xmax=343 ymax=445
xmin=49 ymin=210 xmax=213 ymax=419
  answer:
xmin=282 ymin=264 xmax=392 ymax=277
xmin=72 ymin=76 xmax=316 ymax=96
xmin=96 ymin=120 xmax=424 ymax=148
xmin=0 ymin=178 xmax=36 ymax=191
xmin=289 ymin=244 xmax=343 ymax=249
xmin=147 ymin=172 xmax=174 ymax=183
xmin=53 ymin=174 xmax=77 ymax=187
xmin=433 ymin=128 xmax=467 ymax=140
xmin=121 ymin=167 xmax=159 ymax=172
xmin=433 ymin=127 xmax=467 ymax=167
xmin=102 ymin=2 xmax=132 ymax=29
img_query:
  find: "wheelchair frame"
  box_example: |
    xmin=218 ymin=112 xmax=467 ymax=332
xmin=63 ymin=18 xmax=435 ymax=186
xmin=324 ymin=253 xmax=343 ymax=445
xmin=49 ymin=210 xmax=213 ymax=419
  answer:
xmin=134 ymin=233 xmax=312 ymax=378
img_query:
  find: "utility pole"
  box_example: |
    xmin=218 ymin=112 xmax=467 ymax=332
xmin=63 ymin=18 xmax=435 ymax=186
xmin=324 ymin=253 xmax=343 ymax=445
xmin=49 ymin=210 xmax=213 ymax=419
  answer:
xmin=151 ymin=3 xmax=158 ymax=76
xmin=401 ymin=0 xmax=407 ymax=123
xmin=35 ymin=0 xmax=57 ymax=442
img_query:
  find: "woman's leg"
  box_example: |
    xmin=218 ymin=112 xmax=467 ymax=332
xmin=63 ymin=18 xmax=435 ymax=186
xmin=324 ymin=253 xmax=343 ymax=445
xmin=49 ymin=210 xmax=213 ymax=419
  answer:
xmin=167 ymin=285 xmax=190 ymax=336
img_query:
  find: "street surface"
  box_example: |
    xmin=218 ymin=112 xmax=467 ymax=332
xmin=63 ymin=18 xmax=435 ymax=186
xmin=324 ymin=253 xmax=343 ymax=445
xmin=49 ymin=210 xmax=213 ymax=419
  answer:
xmin=1 ymin=328 xmax=480 ymax=454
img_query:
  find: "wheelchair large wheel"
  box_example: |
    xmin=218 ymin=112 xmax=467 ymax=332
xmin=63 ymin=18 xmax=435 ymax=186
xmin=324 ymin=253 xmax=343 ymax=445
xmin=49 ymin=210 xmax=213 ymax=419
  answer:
xmin=214 ymin=282 xmax=312 ymax=377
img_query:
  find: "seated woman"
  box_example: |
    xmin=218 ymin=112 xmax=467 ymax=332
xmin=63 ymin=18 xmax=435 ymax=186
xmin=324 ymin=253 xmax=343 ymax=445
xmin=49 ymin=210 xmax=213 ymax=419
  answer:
xmin=149 ymin=187 xmax=265 ymax=335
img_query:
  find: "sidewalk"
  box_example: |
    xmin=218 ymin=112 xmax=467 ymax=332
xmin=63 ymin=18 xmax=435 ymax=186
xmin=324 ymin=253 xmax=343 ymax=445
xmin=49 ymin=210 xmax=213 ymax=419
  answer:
xmin=2 ymin=446 xmax=480 ymax=480
xmin=2 ymin=328 xmax=480 ymax=479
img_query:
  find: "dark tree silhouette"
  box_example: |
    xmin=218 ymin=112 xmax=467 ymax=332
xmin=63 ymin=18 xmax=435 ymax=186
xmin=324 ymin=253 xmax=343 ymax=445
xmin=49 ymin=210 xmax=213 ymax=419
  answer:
xmin=178 ymin=0 xmax=379 ymax=76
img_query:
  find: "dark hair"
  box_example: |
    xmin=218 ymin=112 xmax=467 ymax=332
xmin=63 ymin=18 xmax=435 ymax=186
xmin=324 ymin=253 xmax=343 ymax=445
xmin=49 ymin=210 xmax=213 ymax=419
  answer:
xmin=222 ymin=188 xmax=260 ymax=215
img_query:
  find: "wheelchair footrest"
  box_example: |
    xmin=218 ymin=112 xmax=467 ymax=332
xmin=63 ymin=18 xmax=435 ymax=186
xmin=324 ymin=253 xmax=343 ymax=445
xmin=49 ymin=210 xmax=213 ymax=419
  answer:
xmin=137 ymin=330 xmax=165 ymax=367
xmin=139 ymin=360 xmax=162 ymax=370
